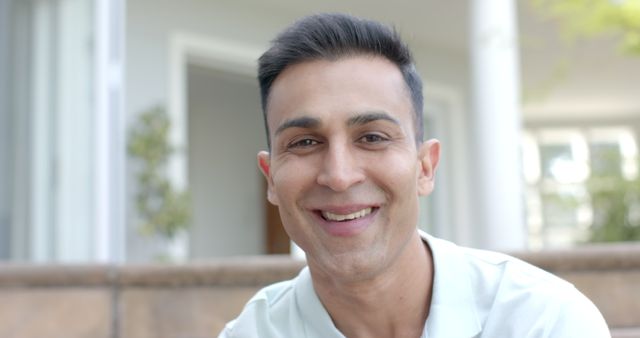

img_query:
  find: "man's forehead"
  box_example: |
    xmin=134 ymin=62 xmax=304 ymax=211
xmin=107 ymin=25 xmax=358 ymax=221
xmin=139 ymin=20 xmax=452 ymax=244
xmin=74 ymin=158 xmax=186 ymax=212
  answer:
xmin=267 ymin=56 xmax=410 ymax=106
xmin=271 ymin=56 xmax=406 ymax=93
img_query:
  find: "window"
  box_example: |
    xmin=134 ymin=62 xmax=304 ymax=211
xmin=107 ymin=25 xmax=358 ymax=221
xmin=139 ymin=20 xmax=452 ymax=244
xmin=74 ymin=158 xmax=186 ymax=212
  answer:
xmin=523 ymin=126 xmax=639 ymax=248
xmin=0 ymin=0 xmax=125 ymax=262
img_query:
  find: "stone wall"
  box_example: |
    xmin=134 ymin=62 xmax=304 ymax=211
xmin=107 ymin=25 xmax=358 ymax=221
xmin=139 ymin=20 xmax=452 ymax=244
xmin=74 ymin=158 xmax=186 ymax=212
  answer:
xmin=0 ymin=245 xmax=638 ymax=338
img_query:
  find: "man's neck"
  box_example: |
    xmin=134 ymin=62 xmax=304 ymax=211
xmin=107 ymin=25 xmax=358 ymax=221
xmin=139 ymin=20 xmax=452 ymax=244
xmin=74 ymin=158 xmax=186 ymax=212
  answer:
xmin=310 ymin=231 xmax=434 ymax=338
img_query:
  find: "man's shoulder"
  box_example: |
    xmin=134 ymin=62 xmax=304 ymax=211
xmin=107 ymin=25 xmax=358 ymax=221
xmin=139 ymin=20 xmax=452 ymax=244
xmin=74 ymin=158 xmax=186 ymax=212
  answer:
xmin=456 ymin=244 xmax=585 ymax=309
xmin=424 ymin=234 xmax=609 ymax=337
xmin=458 ymin=245 xmax=610 ymax=337
xmin=461 ymin=245 xmax=572 ymax=290
xmin=425 ymin=234 xmax=572 ymax=294
xmin=247 ymin=278 xmax=297 ymax=308
xmin=218 ymin=268 xmax=307 ymax=338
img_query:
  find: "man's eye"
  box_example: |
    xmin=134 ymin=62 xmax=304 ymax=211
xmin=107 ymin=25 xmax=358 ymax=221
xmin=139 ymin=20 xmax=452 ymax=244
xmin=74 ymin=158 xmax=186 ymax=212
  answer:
xmin=289 ymin=138 xmax=319 ymax=148
xmin=359 ymin=134 xmax=387 ymax=143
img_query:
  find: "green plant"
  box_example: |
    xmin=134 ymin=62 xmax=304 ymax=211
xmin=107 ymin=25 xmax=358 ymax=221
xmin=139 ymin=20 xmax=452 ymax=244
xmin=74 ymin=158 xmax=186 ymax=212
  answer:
xmin=586 ymin=144 xmax=640 ymax=242
xmin=532 ymin=0 xmax=640 ymax=55
xmin=587 ymin=172 xmax=640 ymax=242
xmin=128 ymin=106 xmax=191 ymax=239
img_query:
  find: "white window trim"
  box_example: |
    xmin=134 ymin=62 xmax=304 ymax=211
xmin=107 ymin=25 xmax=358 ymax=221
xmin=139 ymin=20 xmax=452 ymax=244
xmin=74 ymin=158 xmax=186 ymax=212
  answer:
xmin=167 ymin=32 xmax=262 ymax=191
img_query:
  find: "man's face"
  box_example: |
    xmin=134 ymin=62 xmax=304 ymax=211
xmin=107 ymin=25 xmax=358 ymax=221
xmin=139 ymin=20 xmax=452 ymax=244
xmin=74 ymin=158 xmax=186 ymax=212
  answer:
xmin=258 ymin=56 xmax=440 ymax=281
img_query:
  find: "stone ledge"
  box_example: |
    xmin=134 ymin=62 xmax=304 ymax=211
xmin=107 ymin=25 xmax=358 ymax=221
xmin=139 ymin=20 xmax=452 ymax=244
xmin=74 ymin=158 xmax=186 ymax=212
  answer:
xmin=118 ymin=255 xmax=305 ymax=287
xmin=611 ymin=327 xmax=640 ymax=338
xmin=0 ymin=243 xmax=638 ymax=288
xmin=0 ymin=288 xmax=112 ymax=338
xmin=0 ymin=245 xmax=638 ymax=336
xmin=0 ymin=256 xmax=306 ymax=288
xmin=512 ymin=242 xmax=640 ymax=272
xmin=119 ymin=287 xmax=257 ymax=338
xmin=0 ymin=264 xmax=115 ymax=288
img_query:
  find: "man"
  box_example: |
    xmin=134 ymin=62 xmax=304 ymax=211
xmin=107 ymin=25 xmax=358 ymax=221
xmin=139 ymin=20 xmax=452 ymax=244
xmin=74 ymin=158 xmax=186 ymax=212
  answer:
xmin=219 ymin=13 xmax=610 ymax=338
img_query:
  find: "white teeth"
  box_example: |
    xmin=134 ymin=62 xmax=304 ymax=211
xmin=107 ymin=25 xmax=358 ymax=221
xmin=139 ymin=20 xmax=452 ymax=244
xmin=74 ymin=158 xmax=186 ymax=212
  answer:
xmin=322 ymin=207 xmax=372 ymax=221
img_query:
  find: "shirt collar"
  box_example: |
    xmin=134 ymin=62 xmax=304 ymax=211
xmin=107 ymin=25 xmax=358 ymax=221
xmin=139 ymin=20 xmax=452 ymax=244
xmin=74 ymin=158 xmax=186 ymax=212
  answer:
xmin=295 ymin=267 xmax=345 ymax=337
xmin=421 ymin=230 xmax=482 ymax=337
xmin=294 ymin=230 xmax=482 ymax=338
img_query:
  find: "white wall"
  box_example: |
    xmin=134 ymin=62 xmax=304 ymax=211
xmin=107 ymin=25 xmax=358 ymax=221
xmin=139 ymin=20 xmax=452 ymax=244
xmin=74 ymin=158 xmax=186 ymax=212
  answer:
xmin=187 ymin=65 xmax=265 ymax=257
xmin=126 ymin=0 xmax=276 ymax=124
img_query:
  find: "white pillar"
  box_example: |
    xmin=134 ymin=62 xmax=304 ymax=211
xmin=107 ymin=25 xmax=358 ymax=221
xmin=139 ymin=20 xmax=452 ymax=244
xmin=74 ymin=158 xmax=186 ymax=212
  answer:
xmin=469 ymin=0 xmax=526 ymax=250
xmin=0 ymin=0 xmax=11 ymax=259
xmin=30 ymin=0 xmax=56 ymax=261
xmin=94 ymin=0 xmax=126 ymax=263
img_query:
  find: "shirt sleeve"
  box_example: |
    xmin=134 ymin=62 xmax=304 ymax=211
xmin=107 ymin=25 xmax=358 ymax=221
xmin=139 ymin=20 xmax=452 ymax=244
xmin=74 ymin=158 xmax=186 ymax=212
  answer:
xmin=545 ymin=291 xmax=611 ymax=338
xmin=217 ymin=321 xmax=235 ymax=338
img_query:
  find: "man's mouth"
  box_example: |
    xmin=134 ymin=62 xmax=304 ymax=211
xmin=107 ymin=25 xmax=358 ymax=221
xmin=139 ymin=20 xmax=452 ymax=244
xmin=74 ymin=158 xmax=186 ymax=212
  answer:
xmin=321 ymin=207 xmax=374 ymax=222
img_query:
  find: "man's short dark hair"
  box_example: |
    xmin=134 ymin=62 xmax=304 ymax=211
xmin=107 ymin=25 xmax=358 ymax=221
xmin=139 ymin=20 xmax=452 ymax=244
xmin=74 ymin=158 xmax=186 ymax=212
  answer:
xmin=258 ymin=13 xmax=424 ymax=148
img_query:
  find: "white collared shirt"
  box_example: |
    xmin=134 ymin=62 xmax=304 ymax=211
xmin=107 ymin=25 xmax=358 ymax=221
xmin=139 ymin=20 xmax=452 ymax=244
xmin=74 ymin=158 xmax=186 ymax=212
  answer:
xmin=218 ymin=232 xmax=611 ymax=338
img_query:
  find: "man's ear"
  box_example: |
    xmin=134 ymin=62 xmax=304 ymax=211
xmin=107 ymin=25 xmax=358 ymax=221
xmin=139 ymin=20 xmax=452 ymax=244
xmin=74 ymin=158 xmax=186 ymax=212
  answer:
xmin=257 ymin=151 xmax=279 ymax=205
xmin=417 ymin=139 xmax=440 ymax=196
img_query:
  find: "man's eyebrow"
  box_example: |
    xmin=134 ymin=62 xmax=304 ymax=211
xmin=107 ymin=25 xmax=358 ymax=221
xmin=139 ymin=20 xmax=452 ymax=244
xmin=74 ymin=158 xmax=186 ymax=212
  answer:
xmin=274 ymin=116 xmax=321 ymax=136
xmin=347 ymin=111 xmax=400 ymax=127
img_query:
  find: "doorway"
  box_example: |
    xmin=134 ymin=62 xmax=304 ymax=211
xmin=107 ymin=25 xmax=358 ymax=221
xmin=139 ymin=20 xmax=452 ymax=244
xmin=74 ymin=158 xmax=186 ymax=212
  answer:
xmin=187 ymin=64 xmax=289 ymax=257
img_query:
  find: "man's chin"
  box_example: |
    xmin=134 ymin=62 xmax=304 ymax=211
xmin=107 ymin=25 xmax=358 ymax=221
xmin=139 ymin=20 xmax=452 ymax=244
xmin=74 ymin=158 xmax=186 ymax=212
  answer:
xmin=308 ymin=249 xmax=388 ymax=282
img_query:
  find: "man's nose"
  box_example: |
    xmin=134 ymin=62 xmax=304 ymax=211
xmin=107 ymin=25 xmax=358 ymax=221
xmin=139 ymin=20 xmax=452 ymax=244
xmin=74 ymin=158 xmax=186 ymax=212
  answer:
xmin=316 ymin=143 xmax=365 ymax=192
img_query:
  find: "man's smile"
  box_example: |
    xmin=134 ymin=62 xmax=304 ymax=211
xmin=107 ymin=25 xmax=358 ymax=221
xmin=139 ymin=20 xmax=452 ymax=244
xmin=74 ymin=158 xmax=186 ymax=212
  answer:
xmin=310 ymin=205 xmax=380 ymax=237
xmin=321 ymin=207 xmax=373 ymax=222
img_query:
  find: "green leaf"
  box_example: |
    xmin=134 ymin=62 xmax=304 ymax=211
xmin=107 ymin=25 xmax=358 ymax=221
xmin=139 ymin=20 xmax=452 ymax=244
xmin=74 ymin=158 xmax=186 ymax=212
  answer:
xmin=128 ymin=105 xmax=191 ymax=241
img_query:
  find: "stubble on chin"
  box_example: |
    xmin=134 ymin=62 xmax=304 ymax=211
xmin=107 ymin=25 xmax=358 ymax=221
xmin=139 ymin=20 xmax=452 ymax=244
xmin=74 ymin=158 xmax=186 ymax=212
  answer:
xmin=308 ymin=244 xmax=391 ymax=284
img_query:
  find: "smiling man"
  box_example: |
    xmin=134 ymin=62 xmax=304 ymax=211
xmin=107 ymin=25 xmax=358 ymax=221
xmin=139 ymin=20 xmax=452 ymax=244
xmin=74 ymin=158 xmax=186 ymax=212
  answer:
xmin=218 ymin=13 xmax=610 ymax=338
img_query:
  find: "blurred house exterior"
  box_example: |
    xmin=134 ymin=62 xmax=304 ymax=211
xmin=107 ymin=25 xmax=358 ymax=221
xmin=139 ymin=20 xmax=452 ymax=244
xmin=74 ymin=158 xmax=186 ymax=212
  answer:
xmin=1 ymin=0 xmax=639 ymax=263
